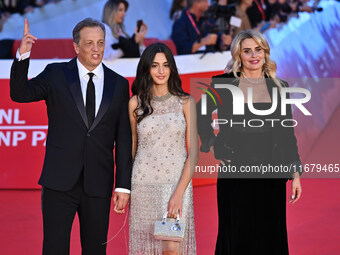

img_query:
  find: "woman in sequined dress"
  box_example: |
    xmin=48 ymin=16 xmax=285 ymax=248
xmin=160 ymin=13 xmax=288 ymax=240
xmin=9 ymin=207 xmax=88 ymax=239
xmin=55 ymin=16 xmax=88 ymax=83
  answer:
xmin=128 ymin=43 xmax=198 ymax=255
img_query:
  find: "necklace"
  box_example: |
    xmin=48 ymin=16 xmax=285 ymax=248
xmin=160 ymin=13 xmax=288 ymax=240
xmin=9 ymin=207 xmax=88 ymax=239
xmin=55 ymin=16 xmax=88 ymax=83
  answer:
xmin=152 ymin=92 xmax=172 ymax=102
xmin=242 ymin=72 xmax=265 ymax=84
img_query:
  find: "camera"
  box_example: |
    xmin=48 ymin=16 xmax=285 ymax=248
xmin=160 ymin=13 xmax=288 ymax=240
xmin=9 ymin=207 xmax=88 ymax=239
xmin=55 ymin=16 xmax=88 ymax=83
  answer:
xmin=202 ymin=0 xmax=237 ymax=34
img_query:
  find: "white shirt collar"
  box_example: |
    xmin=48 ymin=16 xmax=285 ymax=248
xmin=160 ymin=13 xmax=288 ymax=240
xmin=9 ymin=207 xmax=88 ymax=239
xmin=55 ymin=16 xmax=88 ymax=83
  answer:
xmin=76 ymin=58 xmax=104 ymax=80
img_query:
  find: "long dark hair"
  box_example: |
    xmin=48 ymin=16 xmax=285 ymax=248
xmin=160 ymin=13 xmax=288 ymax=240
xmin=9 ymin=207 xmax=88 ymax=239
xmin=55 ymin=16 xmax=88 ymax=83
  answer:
xmin=170 ymin=0 xmax=185 ymax=19
xmin=131 ymin=43 xmax=189 ymax=123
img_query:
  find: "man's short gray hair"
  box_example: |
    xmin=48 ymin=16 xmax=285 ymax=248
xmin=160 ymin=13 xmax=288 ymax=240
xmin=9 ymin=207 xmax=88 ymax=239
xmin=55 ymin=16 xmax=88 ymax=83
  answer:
xmin=72 ymin=18 xmax=105 ymax=44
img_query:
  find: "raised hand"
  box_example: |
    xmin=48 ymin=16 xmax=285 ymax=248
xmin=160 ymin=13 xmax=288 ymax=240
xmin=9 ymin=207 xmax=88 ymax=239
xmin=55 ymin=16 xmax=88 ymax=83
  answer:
xmin=19 ymin=18 xmax=37 ymax=55
xmin=134 ymin=23 xmax=148 ymax=44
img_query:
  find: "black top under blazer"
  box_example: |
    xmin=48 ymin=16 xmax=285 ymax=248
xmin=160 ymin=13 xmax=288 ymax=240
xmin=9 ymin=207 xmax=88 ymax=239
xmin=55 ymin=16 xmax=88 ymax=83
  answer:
xmin=196 ymin=72 xmax=302 ymax=178
xmin=10 ymin=58 xmax=132 ymax=197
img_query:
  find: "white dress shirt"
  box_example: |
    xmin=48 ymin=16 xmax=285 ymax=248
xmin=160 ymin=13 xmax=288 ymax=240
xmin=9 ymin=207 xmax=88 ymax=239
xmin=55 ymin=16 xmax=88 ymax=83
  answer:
xmin=16 ymin=49 xmax=130 ymax=194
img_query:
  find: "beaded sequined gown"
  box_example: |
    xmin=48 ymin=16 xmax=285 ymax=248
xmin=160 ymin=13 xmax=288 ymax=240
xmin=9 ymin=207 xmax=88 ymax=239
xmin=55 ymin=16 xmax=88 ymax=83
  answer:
xmin=129 ymin=95 xmax=197 ymax=255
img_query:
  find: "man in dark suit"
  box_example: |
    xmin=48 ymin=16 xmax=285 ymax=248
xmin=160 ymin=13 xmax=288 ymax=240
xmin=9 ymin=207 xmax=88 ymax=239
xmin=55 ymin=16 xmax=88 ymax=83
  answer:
xmin=10 ymin=18 xmax=132 ymax=255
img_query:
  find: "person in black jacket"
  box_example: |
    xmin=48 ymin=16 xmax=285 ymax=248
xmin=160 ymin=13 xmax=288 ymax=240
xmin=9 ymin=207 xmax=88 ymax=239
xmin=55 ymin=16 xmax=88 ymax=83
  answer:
xmin=10 ymin=18 xmax=132 ymax=255
xmin=171 ymin=0 xmax=231 ymax=55
xmin=197 ymin=30 xmax=302 ymax=255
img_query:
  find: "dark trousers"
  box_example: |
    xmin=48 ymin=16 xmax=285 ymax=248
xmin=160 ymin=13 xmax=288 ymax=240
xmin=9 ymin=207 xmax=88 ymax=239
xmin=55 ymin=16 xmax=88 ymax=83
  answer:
xmin=41 ymin=173 xmax=111 ymax=255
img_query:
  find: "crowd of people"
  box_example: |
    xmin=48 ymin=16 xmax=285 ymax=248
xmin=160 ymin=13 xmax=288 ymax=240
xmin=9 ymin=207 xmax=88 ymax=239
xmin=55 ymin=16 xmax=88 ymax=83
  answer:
xmin=170 ymin=0 xmax=321 ymax=55
xmin=0 ymin=0 xmax=322 ymax=58
xmin=0 ymin=0 xmax=63 ymax=31
xmin=100 ymin=0 xmax=322 ymax=58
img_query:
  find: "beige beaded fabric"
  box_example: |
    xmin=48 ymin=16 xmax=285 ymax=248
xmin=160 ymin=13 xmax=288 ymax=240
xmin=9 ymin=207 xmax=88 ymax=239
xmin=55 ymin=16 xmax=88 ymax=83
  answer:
xmin=129 ymin=94 xmax=197 ymax=255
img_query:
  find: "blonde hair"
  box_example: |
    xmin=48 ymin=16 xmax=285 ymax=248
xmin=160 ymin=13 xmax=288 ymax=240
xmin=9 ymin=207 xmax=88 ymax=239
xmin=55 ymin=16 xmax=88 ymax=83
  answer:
xmin=102 ymin=0 xmax=129 ymax=39
xmin=227 ymin=30 xmax=283 ymax=90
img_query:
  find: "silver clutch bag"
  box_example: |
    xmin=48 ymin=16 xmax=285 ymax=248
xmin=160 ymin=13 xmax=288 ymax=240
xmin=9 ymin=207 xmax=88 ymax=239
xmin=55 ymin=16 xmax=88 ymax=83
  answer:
xmin=154 ymin=212 xmax=186 ymax=242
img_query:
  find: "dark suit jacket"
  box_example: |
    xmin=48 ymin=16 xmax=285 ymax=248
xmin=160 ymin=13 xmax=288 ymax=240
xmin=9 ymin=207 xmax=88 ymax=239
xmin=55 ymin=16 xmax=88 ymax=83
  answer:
xmin=196 ymin=72 xmax=302 ymax=177
xmin=10 ymin=58 xmax=132 ymax=197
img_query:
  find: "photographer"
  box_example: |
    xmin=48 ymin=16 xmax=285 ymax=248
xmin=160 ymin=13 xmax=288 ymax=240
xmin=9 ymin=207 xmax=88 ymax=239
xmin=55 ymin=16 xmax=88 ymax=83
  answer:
xmin=171 ymin=0 xmax=231 ymax=55
xmin=212 ymin=0 xmax=235 ymax=48
xmin=102 ymin=0 xmax=147 ymax=60
xmin=234 ymin=0 xmax=253 ymax=35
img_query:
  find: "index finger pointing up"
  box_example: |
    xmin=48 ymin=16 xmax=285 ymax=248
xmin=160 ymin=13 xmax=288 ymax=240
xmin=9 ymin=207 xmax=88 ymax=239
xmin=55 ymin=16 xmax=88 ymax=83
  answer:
xmin=24 ymin=18 xmax=29 ymax=35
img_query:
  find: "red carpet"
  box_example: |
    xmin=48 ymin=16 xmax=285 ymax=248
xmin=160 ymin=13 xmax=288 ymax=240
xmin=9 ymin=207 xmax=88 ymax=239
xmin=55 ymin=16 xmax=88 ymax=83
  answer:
xmin=1 ymin=106 xmax=339 ymax=254
xmin=1 ymin=179 xmax=340 ymax=254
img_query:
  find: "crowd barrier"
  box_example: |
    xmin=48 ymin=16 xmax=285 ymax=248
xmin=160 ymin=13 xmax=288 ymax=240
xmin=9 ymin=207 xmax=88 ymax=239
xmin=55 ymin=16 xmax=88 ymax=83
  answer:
xmin=10 ymin=38 xmax=177 ymax=59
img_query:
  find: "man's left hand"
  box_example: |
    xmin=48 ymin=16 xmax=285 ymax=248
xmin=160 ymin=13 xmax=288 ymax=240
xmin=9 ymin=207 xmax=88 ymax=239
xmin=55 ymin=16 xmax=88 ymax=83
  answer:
xmin=113 ymin=192 xmax=130 ymax=214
